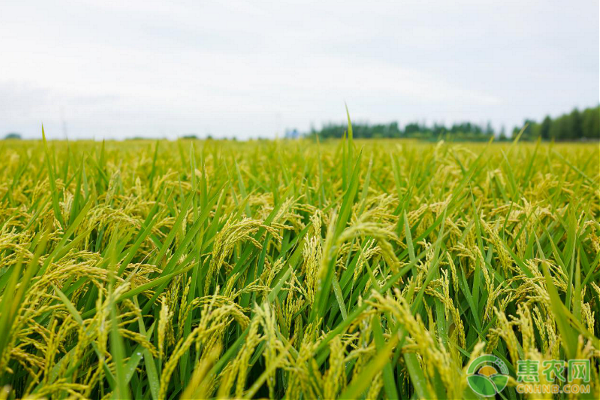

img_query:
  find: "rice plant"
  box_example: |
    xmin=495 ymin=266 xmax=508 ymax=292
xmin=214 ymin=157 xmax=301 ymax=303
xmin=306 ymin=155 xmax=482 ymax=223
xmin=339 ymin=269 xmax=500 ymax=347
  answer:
xmin=0 ymin=126 xmax=598 ymax=399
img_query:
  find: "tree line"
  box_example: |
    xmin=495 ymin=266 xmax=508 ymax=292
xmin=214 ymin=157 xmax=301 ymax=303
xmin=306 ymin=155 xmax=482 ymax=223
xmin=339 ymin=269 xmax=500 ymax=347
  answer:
xmin=303 ymin=105 xmax=599 ymax=141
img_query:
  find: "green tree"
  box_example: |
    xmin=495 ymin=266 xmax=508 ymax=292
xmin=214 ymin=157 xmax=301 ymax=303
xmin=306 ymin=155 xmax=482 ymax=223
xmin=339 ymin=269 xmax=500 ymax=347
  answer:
xmin=539 ymin=116 xmax=552 ymax=140
xmin=3 ymin=132 xmax=21 ymax=140
xmin=549 ymin=116 xmax=570 ymax=140
xmin=521 ymin=119 xmax=537 ymax=140
xmin=581 ymin=106 xmax=599 ymax=139
xmin=568 ymin=108 xmax=582 ymax=140
xmin=485 ymin=122 xmax=494 ymax=136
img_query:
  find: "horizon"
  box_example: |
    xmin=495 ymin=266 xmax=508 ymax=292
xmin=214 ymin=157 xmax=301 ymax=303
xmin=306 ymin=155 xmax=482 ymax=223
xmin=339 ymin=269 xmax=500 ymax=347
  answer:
xmin=5 ymin=102 xmax=599 ymax=141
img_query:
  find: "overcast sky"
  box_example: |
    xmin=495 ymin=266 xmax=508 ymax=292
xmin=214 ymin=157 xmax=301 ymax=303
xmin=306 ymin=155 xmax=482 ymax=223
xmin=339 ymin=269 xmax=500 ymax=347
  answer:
xmin=1 ymin=0 xmax=598 ymax=139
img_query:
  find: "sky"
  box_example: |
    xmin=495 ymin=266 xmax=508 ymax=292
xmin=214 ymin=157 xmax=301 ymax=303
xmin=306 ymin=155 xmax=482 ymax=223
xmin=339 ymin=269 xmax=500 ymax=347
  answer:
xmin=0 ymin=0 xmax=598 ymax=140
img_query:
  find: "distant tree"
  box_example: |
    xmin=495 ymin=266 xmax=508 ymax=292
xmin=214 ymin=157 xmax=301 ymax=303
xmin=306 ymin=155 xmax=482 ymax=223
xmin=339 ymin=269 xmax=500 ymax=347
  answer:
xmin=568 ymin=108 xmax=582 ymax=140
xmin=181 ymin=134 xmax=199 ymax=139
xmin=499 ymin=125 xmax=506 ymax=139
xmin=305 ymin=105 xmax=598 ymax=141
xmin=539 ymin=116 xmax=552 ymax=140
xmin=549 ymin=116 xmax=571 ymax=140
xmin=464 ymin=122 xmax=472 ymax=133
xmin=432 ymin=122 xmax=445 ymax=136
xmin=512 ymin=126 xmax=521 ymax=138
xmin=4 ymin=132 xmax=21 ymax=140
xmin=531 ymin=123 xmax=542 ymax=139
xmin=404 ymin=123 xmax=421 ymax=136
xmin=581 ymin=106 xmax=600 ymax=139
xmin=548 ymin=118 xmax=559 ymax=140
xmin=521 ymin=119 xmax=537 ymax=140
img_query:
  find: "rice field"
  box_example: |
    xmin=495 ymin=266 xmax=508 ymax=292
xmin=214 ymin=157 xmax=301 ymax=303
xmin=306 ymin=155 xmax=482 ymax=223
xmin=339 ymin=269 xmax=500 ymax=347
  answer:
xmin=0 ymin=129 xmax=598 ymax=399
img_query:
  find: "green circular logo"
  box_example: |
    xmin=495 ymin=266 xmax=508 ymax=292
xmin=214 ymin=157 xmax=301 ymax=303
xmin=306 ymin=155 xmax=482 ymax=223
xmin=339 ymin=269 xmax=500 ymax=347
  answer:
xmin=467 ymin=354 xmax=509 ymax=397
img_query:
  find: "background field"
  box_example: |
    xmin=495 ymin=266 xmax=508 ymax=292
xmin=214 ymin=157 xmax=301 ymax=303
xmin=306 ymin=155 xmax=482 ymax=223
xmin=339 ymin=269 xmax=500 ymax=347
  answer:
xmin=0 ymin=136 xmax=598 ymax=399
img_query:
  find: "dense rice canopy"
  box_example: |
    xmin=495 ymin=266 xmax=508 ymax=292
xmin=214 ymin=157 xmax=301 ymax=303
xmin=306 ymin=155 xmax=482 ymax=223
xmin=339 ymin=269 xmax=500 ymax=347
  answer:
xmin=0 ymin=135 xmax=598 ymax=399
